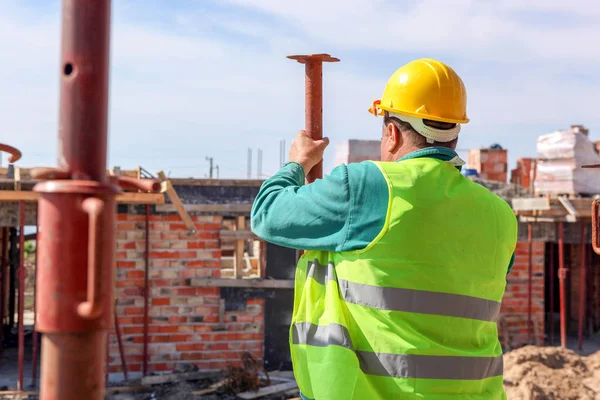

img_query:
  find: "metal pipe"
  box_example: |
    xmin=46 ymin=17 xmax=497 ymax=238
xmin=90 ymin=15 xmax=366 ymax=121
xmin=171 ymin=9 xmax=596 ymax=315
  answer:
xmin=287 ymin=53 xmax=339 ymax=183
xmin=105 ymin=333 xmax=109 ymax=387
xmin=578 ymin=222 xmax=587 ymax=350
xmin=0 ymin=227 xmax=8 ymax=359
xmin=588 ymin=244 xmax=594 ymax=337
xmin=32 ymin=209 xmax=39 ymax=388
xmin=0 ymin=143 xmax=22 ymax=164
xmin=17 ymin=201 xmax=25 ymax=391
xmin=143 ymin=204 xmax=150 ymax=376
xmin=114 ymin=300 xmax=128 ymax=381
xmin=558 ymin=221 xmax=567 ymax=348
xmin=35 ymin=1 xmax=114 ymax=399
xmin=549 ymin=236 xmax=555 ymax=345
xmin=527 ymin=222 xmax=533 ymax=343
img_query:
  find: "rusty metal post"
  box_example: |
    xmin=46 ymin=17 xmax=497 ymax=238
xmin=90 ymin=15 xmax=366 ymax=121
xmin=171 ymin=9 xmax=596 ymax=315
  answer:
xmin=0 ymin=227 xmax=7 ymax=359
xmin=287 ymin=53 xmax=339 ymax=183
xmin=33 ymin=1 xmax=114 ymax=399
xmin=527 ymin=222 xmax=533 ymax=344
xmin=17 ymin=201 xmax=25 ymax=391
xmin=143 ymin=204 xmax=150 ymax=376
xmin=114 ymin=299 xmax=128 ymax=381
xmin=32 ymin=211 xmax=39 ymax=388
xmin=578 ymin=222 xmax=587 ymax=350
xmin=558 ymin=221 xmax=567 ymax=348
xmin=549 ymin=237 xmax=555 ymax=345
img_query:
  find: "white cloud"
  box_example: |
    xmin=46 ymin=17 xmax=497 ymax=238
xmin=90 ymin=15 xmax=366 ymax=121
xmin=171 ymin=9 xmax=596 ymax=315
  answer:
xmin=0 ymin=0 xmax=598 ymax=178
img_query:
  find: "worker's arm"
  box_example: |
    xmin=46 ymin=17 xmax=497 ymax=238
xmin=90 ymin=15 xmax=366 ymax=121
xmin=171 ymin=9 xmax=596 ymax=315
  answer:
xmin=250 ymin=160 xmax=388 ymax=251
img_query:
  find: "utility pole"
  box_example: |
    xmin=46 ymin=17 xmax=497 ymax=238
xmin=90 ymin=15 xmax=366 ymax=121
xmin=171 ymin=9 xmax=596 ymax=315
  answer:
xmin=206 ymin=156 xmax=214 ymax=179
xmin=215 ymin=165 xmax=219 ymax=179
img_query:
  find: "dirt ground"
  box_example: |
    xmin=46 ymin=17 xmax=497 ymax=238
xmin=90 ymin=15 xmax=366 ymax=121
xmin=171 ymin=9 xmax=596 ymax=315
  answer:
xmin=503 ymin=345 xmax=600 ymax=400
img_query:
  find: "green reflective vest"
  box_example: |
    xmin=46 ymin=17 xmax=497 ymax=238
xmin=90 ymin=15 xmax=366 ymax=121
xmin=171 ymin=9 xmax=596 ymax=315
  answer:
xmin=290 ymin=158 xmax=517 ymax=400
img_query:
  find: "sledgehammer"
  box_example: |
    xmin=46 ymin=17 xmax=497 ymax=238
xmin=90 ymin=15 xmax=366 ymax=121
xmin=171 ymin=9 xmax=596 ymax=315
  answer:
xmin=287 ymin=53 xmax=339 ymax=183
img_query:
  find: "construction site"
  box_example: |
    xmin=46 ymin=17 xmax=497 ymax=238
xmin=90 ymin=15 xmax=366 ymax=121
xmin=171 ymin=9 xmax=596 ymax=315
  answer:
xmin=1 ymin=1 xmax=600 ymax=400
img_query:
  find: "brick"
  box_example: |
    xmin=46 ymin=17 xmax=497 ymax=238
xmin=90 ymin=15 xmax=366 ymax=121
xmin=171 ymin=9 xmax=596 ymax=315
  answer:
xmin=152 ymin=298 xmax=170 ymax=306
xmin=117 ymin=261 xmax=136 ymax=269
xmin=127 ymin=270 xmax=145 ymax=279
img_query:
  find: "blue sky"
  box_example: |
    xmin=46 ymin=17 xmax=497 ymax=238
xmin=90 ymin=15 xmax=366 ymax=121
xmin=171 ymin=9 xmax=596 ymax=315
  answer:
xmin=0 ymin=0 xmax=599 ymax=179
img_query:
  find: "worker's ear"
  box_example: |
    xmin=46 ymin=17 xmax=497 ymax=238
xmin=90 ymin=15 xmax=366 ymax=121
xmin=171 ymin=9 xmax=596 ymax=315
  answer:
xmin=385 ymin=122 xmax=401 ymax=153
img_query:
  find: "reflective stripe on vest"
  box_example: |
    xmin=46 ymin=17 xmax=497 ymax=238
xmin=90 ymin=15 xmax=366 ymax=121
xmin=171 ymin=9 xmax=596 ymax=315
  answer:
xmin=292 ymin=322 xmax=503 ymax=380
xmin=307 ymin=259 xmax=502 ymax=322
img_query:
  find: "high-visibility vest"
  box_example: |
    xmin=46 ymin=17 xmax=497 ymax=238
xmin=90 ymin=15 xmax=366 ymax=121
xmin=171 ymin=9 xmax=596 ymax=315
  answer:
xmin=290 ymin=158 xmax=517 ymax=400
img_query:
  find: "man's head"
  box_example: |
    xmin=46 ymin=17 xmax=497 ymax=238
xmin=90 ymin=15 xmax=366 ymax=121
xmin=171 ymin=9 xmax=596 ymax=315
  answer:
xmin=380 ymin=112 xmax=459 ymax=161
xmin=369 ymin=58 xmax=468 ymax=161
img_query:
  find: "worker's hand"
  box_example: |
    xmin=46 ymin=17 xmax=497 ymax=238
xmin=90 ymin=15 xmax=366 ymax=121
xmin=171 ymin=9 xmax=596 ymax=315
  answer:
xmin=289 ymin=130 xmax=330 ymax=176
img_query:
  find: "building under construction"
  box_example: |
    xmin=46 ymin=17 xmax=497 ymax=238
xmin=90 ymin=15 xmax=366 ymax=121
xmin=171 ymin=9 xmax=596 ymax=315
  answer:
xmin=0 ymin=1 xmax=600 ymax=399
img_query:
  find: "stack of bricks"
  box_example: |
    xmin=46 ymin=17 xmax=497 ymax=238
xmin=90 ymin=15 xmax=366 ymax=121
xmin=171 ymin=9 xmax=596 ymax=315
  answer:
xmin=468 ymin=147 xmax=508 ymax=183
xmin=107 ymin=211 xmax=264 ymax=375
xmin=498 ymin=241 xmax=545 ymax=348
xmin=510 ymin=158 xmax=535 ymax=191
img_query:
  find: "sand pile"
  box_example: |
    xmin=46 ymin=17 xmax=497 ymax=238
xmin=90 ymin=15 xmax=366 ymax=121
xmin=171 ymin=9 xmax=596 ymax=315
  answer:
xmin=503 ymin=346 xmax=600 ymax=400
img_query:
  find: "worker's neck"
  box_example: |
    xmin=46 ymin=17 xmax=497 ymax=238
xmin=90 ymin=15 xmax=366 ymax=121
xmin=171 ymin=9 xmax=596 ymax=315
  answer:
xmin=390 ymin=145 xmax=422 ymax=161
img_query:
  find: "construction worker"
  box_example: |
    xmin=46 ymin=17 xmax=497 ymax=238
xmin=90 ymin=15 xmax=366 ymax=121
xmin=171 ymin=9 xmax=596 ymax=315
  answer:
xmin=251 ymin=58 xmax=517 ymax=399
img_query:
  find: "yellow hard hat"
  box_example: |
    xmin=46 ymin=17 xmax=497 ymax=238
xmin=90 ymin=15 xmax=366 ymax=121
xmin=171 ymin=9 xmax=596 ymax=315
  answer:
xmin=369 ymin=58 xmax=469 ymax=124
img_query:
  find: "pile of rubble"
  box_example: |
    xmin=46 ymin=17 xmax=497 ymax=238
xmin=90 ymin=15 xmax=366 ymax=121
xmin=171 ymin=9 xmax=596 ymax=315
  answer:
xmin=105 ymin=353 xmax=298 ymax=400
xmin=504 ymin=346 xmax=600 ymax=400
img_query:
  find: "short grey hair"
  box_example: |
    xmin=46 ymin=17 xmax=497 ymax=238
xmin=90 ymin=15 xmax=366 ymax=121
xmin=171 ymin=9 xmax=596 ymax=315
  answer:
xmin=382 ymin=112 xmax=458 ymax=149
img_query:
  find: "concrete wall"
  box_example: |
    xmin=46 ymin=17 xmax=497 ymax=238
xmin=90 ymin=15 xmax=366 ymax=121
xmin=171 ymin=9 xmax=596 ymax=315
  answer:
xmin=334 ymin=140 xmax=380 ymax=166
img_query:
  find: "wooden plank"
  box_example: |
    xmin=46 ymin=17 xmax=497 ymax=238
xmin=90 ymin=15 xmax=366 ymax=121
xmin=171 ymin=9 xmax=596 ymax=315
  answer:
xmin=235 ymin=216 xmax=246 ymax=279
xmin=170 ymin=178 xmax=264 ymax=187
xmin=558 ymin=196 xmax=579 ymax=218
xmin=511 ymin=197 xmax=550 ymax=211
xmin=0 ymin=190 xmax=164 ymax=204
xmin=157 ymin=171 xmax=197 ymax=234
xmin=156 ymin=204 xmax=252 ymax=213
xmin=140 ymin=370 xmax=221 ymax=386
xmin=105 ymin=386 xmax=150 ymax=395
xmin=116 ymin=192 xmax=165 ymax=204
xmin=237 ymin=381 xmax=298 ymax=399
xmin=220 ymin=230 xmax=258 ymax=240
xmin=191 ymin=379 xmax=228 ymax=395
xmin=0 ymin=167 xmax=139 ymax=181
xmin=190 ymin=278 xmax=294 ymax=289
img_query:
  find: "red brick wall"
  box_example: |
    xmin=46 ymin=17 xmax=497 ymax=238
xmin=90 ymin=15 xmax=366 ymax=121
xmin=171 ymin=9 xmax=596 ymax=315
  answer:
xmin=107 ymin=213 xmax=264 ymax=374
xmin=498 ymin=241 xmax=545 ymax=348
xmin=510 ymin=158 xmax=534 ymax=190
xmin=468 ymin=148 xmax=508 ymax=183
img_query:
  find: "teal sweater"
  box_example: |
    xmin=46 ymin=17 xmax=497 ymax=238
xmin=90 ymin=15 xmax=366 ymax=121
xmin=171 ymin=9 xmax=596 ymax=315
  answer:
xmin=251 ymin=147 xmax=515 ymax=273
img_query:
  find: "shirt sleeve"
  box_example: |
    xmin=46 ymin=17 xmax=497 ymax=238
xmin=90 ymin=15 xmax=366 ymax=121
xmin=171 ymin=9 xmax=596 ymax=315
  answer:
xmin=250 ymin=161 xmax=389 ymax=252
xmin=507 ymin=252 xmax=516 ymax=275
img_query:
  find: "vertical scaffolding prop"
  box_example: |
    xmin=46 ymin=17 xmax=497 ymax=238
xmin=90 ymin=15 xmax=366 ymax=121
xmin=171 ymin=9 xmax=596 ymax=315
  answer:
xmin=33 ymin=1 xmax=115 ymax=398
xmin=32 ymin=209 xmax=39 ymax=387
xmin=32 ymin=2 xmax=161 ymax=398
xmin=578 ymin=222 xmax=587 ymax=351
xmin=143 ymin=204 xmax=150 ymax=376
xmin=527 ymin=222 xmax=533 ymax=344
xmin=0 ymin=227 xmax=7 ymax=360
xmin=549 ymin=232 xmax=555 ymax=346
xmin=558 ymin=221 xmax=567 ymax=348
xmin=287 ymin=54 xmax=339 ymax=183
xmin=17 ymin=201 xmax=26 ymax=391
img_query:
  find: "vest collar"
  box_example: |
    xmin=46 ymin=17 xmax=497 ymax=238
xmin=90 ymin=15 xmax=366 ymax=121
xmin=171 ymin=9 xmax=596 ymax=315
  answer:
xmin=396 ymin=147 xmax=465 ymax=171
